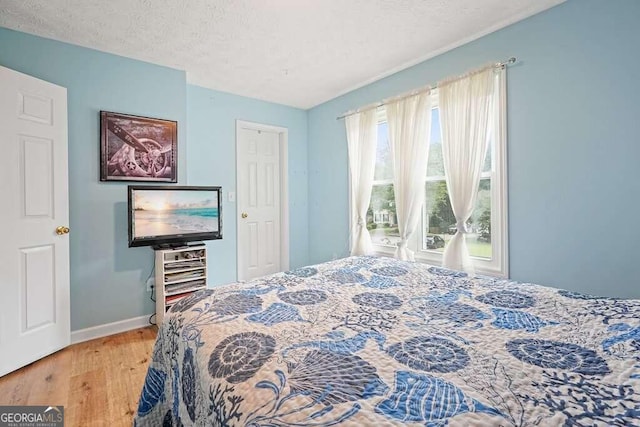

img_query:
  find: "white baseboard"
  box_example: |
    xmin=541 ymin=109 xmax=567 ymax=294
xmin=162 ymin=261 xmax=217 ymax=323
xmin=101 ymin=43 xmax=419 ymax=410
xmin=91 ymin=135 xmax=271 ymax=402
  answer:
xmin=70 ymin=314 xmax=152 ymax=345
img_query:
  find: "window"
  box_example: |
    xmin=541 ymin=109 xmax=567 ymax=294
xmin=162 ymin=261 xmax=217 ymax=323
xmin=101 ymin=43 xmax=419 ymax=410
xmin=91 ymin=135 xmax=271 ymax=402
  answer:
xmin=423 ymin=107 xmax=493 ymax=258
xmin=363 ymin=83 xmax=508 ymax=277
xmin=367 ymin=117 xmax=400 ymax=248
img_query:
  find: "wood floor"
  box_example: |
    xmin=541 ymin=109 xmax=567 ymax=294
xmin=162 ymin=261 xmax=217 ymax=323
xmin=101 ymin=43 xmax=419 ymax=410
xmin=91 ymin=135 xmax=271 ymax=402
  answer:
xmin=0 ymin=326 xmax=157 ymax=427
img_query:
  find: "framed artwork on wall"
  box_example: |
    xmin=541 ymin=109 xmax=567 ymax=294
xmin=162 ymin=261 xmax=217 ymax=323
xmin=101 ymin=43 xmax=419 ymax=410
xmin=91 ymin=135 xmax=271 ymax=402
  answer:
xmin=100 ymin=111 xmax=177 ymax=182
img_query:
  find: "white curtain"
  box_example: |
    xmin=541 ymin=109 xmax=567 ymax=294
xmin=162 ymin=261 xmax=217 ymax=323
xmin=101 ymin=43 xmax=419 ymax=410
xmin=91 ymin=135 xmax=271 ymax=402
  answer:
xmin=346 ymin=109 xmax=378 ymax=255
xmin=386 ymin=92 xmax=432 ymax=261
xmin=440 ymin=67 xmax=496 ymax=272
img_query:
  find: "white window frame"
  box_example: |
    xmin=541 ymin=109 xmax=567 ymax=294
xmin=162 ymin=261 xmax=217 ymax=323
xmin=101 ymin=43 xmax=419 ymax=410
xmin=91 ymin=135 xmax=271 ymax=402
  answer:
xmin=361 ymin=74 xmax=509 ymax=277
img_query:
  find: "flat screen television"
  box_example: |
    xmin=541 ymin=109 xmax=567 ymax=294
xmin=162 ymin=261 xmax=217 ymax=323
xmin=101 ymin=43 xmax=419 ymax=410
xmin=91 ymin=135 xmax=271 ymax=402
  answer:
xmin=128 ymin=185 xmax=222 ymax=247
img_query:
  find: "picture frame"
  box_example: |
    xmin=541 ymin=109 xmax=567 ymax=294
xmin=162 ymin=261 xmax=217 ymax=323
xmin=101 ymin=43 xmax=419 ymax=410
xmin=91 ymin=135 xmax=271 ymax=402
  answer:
xmin=100 ymin=111 xmax=177 ymax=182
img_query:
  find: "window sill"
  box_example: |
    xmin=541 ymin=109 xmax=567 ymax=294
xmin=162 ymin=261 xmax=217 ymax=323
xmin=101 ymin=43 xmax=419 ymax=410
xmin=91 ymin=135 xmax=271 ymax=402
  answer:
xmin=371 ymin=247 xmax=508 ymax=279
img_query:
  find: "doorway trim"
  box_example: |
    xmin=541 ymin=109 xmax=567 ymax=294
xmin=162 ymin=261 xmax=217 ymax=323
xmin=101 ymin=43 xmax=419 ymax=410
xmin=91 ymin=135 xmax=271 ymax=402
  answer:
xmin=235 ymin=120 xmax=289 ymax=281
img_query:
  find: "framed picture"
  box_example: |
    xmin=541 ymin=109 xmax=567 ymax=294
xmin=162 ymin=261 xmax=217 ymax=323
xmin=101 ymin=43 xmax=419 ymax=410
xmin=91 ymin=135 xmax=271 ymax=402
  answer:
xmin=100 ymin=111 xmax=177 ymax=182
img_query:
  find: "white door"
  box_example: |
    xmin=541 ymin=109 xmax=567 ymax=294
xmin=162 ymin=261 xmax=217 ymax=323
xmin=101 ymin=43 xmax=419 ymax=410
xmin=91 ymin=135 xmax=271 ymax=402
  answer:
xmin=0 ymin=66 xmax=70 ymax=377
xmin=237 ymin=123 xmax=286 ymax=281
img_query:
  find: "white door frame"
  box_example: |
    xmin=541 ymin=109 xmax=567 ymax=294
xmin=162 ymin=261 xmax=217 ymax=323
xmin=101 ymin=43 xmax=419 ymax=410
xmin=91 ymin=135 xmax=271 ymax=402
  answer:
xmin=235 ymin=120 xmax=289 ymax=280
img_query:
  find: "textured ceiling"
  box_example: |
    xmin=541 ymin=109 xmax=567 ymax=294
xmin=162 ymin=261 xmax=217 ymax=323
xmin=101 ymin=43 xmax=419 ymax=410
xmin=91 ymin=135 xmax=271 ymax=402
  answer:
xmin=0 ymin=0 xmax=563 ymax=108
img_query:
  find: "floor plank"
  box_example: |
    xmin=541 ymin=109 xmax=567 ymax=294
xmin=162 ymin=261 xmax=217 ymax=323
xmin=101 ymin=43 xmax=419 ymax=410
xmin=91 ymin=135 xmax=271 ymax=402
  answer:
xmin=23 ymin=349 xmax=71 ymax=407
xmin=0 ymin=326 xmax=157 ymax=427
xmin=67 ymin=368 xmax=108 ymax=427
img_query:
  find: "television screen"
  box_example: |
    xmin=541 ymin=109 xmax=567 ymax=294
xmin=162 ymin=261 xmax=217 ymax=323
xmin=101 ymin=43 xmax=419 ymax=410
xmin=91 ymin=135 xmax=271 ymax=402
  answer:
xmin=128 ymin=185 xmax=222 ymax=247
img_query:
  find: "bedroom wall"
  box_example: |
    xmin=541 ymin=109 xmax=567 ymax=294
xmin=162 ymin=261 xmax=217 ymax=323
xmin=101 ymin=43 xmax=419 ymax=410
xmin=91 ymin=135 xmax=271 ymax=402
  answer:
xmin=186 ymin=85 xmax=309 ymax=285
xmin=0 ymin=27 xmax=310 ymax=332
xmin=307 ymin=0 xmax=640 ymax=298
xmin=0 ymin=27 xmax=188 ymax=331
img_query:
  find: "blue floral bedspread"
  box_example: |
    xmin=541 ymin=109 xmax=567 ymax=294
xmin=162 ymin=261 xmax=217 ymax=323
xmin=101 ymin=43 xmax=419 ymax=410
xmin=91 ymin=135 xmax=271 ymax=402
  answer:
xmin=134 ymin=256 xmax=640 ymax=426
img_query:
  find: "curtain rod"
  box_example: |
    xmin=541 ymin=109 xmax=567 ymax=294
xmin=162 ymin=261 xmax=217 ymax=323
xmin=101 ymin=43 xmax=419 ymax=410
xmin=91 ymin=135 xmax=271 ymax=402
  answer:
xmin=336 ymin=57 xmax=516 ymax=121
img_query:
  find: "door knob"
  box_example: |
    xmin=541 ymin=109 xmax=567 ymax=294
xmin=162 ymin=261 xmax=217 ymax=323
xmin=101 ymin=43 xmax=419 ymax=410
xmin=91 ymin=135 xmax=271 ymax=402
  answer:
xmin=55 ymin=226 xmax=70 ymax=235
xmin=241 ymin=212 xmax=248 ymax=219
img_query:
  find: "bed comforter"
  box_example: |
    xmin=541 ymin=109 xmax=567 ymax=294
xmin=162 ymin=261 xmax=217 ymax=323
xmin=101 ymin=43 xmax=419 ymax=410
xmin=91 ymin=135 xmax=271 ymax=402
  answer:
xmin=134 ymin=256 xmax=640 ymax=426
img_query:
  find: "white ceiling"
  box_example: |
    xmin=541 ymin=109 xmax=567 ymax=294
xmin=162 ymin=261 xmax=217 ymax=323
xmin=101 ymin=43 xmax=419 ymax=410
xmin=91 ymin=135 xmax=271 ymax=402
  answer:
xmin=0 ymin=0 xmax=563 ymax=109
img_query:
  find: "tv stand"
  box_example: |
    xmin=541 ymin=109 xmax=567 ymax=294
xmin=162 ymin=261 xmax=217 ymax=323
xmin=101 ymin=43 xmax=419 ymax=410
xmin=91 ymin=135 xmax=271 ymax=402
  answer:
xmin=155 ymin=244 xmax=207 ymax=324
xmin=152 ymin=241 xmax=205 ymax=250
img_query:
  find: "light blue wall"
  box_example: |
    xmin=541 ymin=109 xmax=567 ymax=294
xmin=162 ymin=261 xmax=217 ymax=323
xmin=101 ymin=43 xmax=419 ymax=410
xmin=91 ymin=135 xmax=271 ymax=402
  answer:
xmin=186 ymin=85 xmax=308 ymax=284
xmin=0 ymin=27 xmax=188 ymax=330
xmin=307 ymin=0 xmax=640 ymax=298
xmin=0 ymin=28 xmax=310 ymax=330
xmin=0 ymin=28 xmax=309 ymax=331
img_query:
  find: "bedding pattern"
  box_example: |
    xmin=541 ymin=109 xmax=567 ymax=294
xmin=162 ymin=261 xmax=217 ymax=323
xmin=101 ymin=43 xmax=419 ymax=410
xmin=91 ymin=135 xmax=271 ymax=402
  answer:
xmin=135 ymin=256 xmax=640 ymax=426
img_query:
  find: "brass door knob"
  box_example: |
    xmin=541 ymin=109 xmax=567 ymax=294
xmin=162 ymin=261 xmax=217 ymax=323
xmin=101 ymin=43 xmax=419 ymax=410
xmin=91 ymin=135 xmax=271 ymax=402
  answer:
xmin=55 ymin=226 xmax=70 ymax=235
xmin=241 ymin=212 xmax=248 ymax=219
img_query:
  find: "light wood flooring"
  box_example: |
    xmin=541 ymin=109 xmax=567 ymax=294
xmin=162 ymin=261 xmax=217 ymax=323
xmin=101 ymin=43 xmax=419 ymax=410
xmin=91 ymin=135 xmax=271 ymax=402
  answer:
xmin=0 ymin=326 xmax=157 ymax=427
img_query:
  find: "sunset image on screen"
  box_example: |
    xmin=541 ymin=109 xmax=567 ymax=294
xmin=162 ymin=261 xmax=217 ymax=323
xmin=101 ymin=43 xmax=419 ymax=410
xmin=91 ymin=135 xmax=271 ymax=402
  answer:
xmin=133 ymin=190 xmax=219 ymax=238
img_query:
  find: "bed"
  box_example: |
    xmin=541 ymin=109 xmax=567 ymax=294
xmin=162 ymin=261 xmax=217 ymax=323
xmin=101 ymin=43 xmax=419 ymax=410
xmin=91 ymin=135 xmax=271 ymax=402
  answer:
xmin=134 ymin=256 xmax=640 ymax=426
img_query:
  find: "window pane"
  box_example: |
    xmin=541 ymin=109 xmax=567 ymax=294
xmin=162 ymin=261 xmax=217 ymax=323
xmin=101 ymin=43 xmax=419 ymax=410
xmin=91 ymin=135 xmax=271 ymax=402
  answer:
xmin=467 ymin=179 xmax=491 ymax=259
xmin=367 ymin=183 xmax=399 ymax=247
xmin=423 ymin=179 xmax=492 ymax=259
xmin=427 ymin=108 xmax=492 ymax=176
xmin=482 ymin=138 xmax=492 ymax=172
xmin=426 ymin=108 xmax=445 ymax=177
xmin=374 ymin=122 xmax=393 ymax=181
xmin=423 ymin=180 xmax=455 ymax=252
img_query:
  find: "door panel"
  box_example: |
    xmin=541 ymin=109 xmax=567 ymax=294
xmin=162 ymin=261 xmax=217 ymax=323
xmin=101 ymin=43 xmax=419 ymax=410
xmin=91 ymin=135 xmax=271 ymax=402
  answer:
xmin=248 ymin=221 xmax=259 ymax=270
xmin=248 ymin=162 xmax=258 ymax=207
xmin=265 ymin=163 xmax=274 ymax=207
xmin=21 ymin=135 xmax=54 ymax=217
xmin=18 ymin=91 xmax=54 ymax=125
xmin=21 ymin=245 xmax=56 ymax=331
xmin=0 ymin=65 xmax=70 ymax=377
xmin=265 ymin=221 xmax=275 ymax=268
